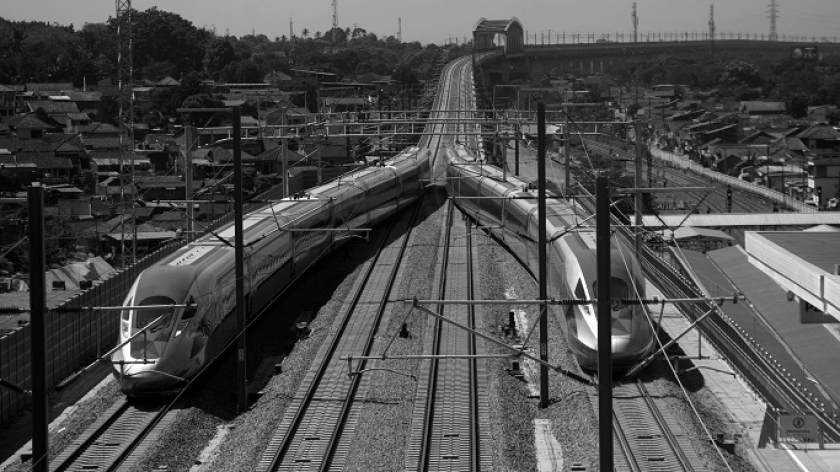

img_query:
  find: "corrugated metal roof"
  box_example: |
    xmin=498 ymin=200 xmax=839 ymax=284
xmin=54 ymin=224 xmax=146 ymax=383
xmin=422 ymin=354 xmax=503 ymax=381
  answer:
xmin=643 ymin=213 xmax=840 ymax=228
xmin=755 ymin=231 xmax=840 ymax=274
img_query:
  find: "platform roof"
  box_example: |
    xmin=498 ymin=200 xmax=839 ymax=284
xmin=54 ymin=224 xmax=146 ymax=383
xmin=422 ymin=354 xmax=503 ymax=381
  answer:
xmin=642 ymin=212 xmax=840 ymax=228
xmin=745 ymin=231 xmax=840 ymax=320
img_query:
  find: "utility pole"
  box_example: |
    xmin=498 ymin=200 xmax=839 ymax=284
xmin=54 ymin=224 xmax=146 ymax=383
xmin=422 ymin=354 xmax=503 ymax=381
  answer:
xmin=29 ymin=185 xmax=48 ymax=472
xmin=184 ymin=126 xmax=195 ymax=242
xmin=596 ymin=176 xmax=613 ymax=472
xmin=632 ymin=3 xmax=639 ymax=43
xmin=398 ymin=17 xmax=402 ymax=42
xmin=232 ymin=107 xmax=248 ymax=414
xmin=537 ymin=103 xmax=549 ymax=409
xmin=768 ymin=0 xmax=779 ymax=41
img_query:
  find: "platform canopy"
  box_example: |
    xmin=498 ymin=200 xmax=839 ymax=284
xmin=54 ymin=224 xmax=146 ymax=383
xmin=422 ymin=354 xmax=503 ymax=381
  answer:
xmin=661 ymin=226 xmax=735 ymax=243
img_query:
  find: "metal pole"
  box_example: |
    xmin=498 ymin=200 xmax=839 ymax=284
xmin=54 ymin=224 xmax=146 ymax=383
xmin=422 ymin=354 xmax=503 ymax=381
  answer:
xmin=564 ymin=116 xmax=571 ymax=194
xmin=596 ymin=176 xmax=613 ymax=471
xmin=281 ymin=109 xmax=288 ymax=198
xmin=29 ymin=185 xmax=48 ymax=472
xmin=514 ymin=129 xmax=520 ymax=176
xmin=233 ymin=107 xmax=248 ymax=413
xmin=634 ymin=120 xmax=644 ymax=255
xmin=538 ymin=102 xmax=549 ymax=409
xmin=185 ymin=125 xmax=194 ymax=242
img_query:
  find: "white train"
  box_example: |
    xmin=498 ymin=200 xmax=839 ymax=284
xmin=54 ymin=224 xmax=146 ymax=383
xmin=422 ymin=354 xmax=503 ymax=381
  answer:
xmin=112 ymin=147 xmax=431 ymax=396
xmin=445 ymin=146 xmax=655 ymax=371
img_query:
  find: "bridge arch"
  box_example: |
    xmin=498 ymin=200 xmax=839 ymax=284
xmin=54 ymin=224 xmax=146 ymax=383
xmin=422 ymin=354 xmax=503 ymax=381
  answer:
xmin=473 ymin=17 xmax=524 ymax=57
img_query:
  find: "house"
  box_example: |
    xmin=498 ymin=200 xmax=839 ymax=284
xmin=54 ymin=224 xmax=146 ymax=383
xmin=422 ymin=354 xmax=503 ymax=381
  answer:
xmin=797 ymin=124 xmax=840 ymax=158
xmin=6 ymin=114 xmax=54 ymax=139
xmin=135 ymin=175 xmax=186 ymax=201
xmin=62 ymin=91 xmax=104 ymax=119
xmin=812 ymin=156 xmax=840 ymax=207
xmin=156 ymin=76 xmax=180 ymax=87
xmin=0 ymin=85 xmax=24 ymax=117
xmin=739 ymin=101 xmax=787 ymax=115
xmin=26 ymin=100 xmax=81 ymax=127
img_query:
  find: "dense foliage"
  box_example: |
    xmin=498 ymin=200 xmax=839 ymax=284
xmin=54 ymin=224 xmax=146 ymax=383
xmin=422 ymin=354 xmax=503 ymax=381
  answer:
xmin=606 ymin=53 xmax=840 ymax=118
xmin=0 ymin=9 xmax=439 ymax=121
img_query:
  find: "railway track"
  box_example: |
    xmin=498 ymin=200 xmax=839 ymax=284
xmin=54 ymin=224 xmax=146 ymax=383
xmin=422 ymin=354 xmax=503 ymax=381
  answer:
xmin=255 ymin=201 xmax=421 ymax=472
xmin=608 ymin=378 xmax=705 ymax=472
xmin=405 ymin=202 xmax=493 ymax=471
xmin=581 ymin=138 xmax=782 ymax=214
xmin=49 ymin=398 xmax=174 ymax=472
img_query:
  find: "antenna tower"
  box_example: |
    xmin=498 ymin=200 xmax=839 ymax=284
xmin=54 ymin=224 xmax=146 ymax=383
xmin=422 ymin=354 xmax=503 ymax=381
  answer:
xmin=709 ymin=4 xmax=716 ymax=40
xmin=768 ymin=0 xmax=779 ymax=41
xmin=398 ymin=17 xmax=402 ymax=42
xmin=332 ymin=0 xmax=338 ymax=29
xmin=632 ymin=3 xmax=638 ymax=43
xmin=290 ymin=17 xmax=293 ymax=39
xmin=115 ymin=0 xmax=136 ymax=265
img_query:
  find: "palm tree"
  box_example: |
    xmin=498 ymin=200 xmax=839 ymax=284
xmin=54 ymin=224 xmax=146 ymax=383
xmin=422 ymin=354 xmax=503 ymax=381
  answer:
xmin=302 ymin=28 xmax=310 ymax=39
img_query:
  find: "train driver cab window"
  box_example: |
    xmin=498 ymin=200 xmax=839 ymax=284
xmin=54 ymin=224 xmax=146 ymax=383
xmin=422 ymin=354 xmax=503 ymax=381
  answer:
xmin=131 ymin=296 xmax=177 ymax=359
xmin=574 ymin=279 xmax=586 ymax=300
xmin=593 ymin=278 xmax=631 ymax=310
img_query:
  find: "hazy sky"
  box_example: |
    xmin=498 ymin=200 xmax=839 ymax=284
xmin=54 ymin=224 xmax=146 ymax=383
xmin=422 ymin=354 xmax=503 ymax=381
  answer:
xmin=3 ymin=0 xmax=839 ymax=45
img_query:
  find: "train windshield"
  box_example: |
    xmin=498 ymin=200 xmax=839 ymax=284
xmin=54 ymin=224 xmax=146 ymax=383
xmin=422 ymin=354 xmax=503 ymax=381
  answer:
xmin=594 ymin=278 xmax=635 ymax=335
xmin=130 ymin=296 xmax=177 ymax=360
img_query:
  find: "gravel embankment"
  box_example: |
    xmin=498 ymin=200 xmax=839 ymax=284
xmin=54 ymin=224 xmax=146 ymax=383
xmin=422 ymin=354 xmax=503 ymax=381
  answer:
xmin=2 ymin=188 xmax=763 ymax=472
xmin=2 ymin=379 xmax=123 ymax=472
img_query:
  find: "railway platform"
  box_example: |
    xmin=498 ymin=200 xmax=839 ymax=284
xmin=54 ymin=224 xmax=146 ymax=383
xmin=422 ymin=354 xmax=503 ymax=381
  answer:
xmin=650 ymin=279 xmax=840 ymax=471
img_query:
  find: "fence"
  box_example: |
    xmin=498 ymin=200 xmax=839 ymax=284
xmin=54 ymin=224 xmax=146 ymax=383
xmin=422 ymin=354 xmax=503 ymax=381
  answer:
xmin=0 ymin=181 xmax=288 ymax=426
xmin=650 ymin=148 xmax=816 ymax=213
xmin=524 ymin=31 xmax=839 ymax=45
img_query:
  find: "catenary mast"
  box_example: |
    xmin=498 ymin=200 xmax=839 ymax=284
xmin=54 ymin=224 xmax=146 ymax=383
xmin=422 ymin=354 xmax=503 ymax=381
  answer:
xmin=116 ymin=0 xmax=135 ymax=266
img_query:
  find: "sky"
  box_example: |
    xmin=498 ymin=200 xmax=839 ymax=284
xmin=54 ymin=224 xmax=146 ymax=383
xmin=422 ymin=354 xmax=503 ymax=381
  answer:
xmin=2 ymin=0 xmax=839 ymax=45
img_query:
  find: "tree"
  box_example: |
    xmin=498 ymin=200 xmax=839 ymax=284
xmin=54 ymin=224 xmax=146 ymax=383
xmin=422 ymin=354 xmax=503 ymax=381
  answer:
xmin=720 ymin=60 xmax=762 ymax=88
xmin=111 ymin=7 xmax=210 ymax=77
xmin=204 ymin=39 xmax=237 ymax=79
xmin=301 ymin=28 xmax=309 ymax=39
xmin=181 ymin=94 xmax=225 ymax=126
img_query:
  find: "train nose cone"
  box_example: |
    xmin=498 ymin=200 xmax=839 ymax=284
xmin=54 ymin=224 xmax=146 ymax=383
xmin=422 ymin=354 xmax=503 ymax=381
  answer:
xmin=119 ymin=368 xmax=185 ymax=397
xmin=611 ymin=336 xmax=632 ymax=353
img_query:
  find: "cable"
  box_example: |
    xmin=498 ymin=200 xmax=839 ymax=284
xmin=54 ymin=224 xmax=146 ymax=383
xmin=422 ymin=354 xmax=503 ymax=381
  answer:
xmin=615 ymin=239 xmax=736 ymax=472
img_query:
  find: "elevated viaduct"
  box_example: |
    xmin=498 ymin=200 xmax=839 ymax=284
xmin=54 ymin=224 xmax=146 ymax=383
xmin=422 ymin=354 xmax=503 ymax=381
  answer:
xmin=475 ymin=39 xmax=840 ymax=85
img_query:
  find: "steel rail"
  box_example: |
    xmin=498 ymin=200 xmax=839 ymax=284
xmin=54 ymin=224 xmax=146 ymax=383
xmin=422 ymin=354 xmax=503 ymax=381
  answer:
xmin=319 ymin=199 xmax=424 ymax=471
xmin=417 ymin=198 xmax=455 ymax=472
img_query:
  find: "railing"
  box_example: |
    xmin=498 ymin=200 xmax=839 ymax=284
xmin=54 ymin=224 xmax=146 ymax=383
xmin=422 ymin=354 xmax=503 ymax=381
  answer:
xmin=649 ymin=148 xmax=817 ymax=213
xmin=523 ymin=31 xmax=838 ymax=45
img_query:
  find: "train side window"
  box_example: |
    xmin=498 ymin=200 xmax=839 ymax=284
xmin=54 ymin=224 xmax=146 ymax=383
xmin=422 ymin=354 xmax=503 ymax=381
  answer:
xmin=182 ymin=296 xmax=197 ymax=320
xmin=574 ymin=279 xmax=585 ymax=299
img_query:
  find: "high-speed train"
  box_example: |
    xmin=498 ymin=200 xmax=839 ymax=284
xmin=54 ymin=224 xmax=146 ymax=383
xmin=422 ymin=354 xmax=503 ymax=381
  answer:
xmin=112 ymin=146 xmax=430 ymax=396
xmin=445 ymin=146 xmax=656 ymax=371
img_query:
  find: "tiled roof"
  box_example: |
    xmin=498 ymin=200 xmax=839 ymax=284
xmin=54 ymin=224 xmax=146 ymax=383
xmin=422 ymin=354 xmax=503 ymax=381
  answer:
xmin=83 ymin=137 xmax=123 ymax=149
xmin=797 ymin=124 xmax=840 ymax=140
xmin=27 ymin=101 xmax=80 ymax=114
xmin=62 ymin=91 xmax=102 ymax=102
xmin=25 ymin=83 xmax=74 ymax=92
xmin=11 ymin=114 xmax=52 ymax=129
xmin=17 ymin=155 xmax=73 ymax=169
xmin=79 ymin=122 xmax=120 ymax=135
xmin=740 ymin=101 xmax=787 ymax=113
